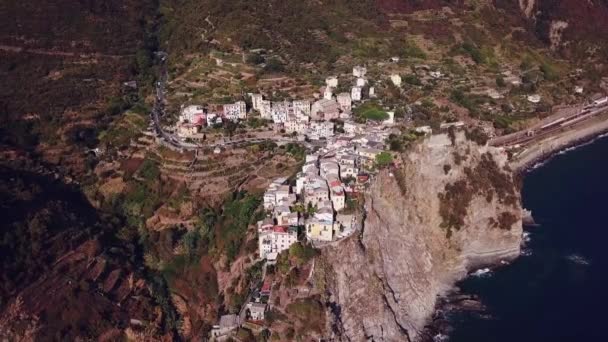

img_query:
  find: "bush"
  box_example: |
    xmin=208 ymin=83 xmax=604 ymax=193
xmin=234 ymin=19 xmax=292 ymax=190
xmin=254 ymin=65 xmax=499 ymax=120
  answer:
xmin=264 ymin=58 xmax=285 ymax=73
xmin=465 ymin=127 xmax=489 ymax=146
xmin=289 ymin=242 xmax=318 ymax=265
xmin=404 ymin=74 xmax=422 ymax=86
xmin=286 ymin=298 xmax=325 ymax=333
xmin=375 ymin=152 xmax=393 ymax=167
xmin=496 ymin=75 xmax=506 ymax=87
xmin=246 ymin=53 xmax=265 ymax=65
xmin=138 ymin=159 xmax=160 ymax=181
xmin=354 ymin=102 xmax=389 ymax=122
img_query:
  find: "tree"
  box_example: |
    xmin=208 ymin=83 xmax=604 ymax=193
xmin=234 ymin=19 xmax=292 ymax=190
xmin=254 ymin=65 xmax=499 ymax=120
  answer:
xmin=264 ymin=58 xmax=285 ymax=73
xmin=375 ymin=152 xmax=393 ymax=167
xmin=496 ymin=75 xmax=506 ymax=88
xmin=246 ymin=53 xmax=265 ymax=65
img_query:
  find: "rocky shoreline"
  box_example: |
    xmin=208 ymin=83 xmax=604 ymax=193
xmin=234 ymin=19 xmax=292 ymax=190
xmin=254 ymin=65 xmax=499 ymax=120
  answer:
xmin=418 ymin=119 xmax=608 ymax=341
xmin=511 ymin=118 xmax=608 ymax=174
xmin=322 ymin=133 xmax=522 ymax=342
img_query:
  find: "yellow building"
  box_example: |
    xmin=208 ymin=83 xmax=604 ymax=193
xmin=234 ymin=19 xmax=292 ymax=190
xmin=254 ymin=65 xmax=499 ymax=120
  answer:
xmin=305 ymin=219 xmax=335 ymax=242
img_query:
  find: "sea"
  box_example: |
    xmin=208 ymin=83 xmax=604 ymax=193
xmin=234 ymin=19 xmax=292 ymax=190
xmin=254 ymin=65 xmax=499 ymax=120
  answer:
xmin=447 ymin=135 xmax=608 ymax=342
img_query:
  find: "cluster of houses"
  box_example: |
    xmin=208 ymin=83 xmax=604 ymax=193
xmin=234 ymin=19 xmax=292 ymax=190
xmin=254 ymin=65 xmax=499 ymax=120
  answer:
xmin=176 ymin=100 xmax=247 ymax=137
xmin=256 ymin=122 xmax=395 ymax=265
xmin=177 ymin=66 xmax=384 ymax=140
xmin=250 ymin=66 xmax=379 ymax=139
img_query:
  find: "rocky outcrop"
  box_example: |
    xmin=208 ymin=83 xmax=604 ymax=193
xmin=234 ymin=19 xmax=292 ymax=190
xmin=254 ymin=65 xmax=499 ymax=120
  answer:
xmin=322 ymin=133 xmax=522 ymax=341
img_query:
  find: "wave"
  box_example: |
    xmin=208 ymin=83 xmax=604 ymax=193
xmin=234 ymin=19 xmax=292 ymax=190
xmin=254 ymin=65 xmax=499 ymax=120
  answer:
xmin=566 ymin=254 xmax=590 ymax=266
xmin=522 ymin=231 xmax=531 ymax=244
xmin=433 ymin=333 xmax=450 ymax=342
xmin=521 ymin=248 xmax=533 ymax=257
xmin=471 ymin=268 xmax=492 ymax=278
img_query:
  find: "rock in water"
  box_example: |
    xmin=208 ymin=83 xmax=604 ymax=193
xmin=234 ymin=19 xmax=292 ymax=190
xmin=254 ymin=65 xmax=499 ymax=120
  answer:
xmin=320 ymin=132 xmax=522 ymax=341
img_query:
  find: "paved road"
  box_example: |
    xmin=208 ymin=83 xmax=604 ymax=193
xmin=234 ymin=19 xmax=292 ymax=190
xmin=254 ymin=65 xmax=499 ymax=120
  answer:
xmin=150 ymin=51 xmax=303 ymax=152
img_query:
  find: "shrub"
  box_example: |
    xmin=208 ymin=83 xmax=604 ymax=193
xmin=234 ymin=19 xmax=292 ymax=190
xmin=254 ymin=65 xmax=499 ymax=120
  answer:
xmin=355 ymin=103 xmax=389 ymax=122
xmin=286 ymin=298 xmax=325 ymax=333
xmin=375 ymin=152 xmax=393 ymax=167
xmin=465 ymin=127 xmax=489 ymax=146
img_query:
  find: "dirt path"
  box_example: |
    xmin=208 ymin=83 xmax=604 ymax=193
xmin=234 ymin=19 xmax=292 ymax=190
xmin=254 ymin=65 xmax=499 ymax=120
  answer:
xmin=0 ymin=45 xmax=133 ymax=59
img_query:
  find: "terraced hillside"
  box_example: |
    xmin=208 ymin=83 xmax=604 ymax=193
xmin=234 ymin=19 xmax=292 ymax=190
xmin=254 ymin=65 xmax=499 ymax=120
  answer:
xmin=0 ymin=0 xmax=157 ymax=175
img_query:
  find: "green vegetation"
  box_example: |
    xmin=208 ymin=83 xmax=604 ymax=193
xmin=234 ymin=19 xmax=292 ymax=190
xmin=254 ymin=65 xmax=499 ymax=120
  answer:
xmin=354 ymin=102 xmax=389 ymax=122
xmin=540 ymin=61 xmax=560 ymax=81
xmin=285 ymin=143 xmax=306 ymax=161
xmin=139 ymin=159 xmax=161 ymax=181
xmin=215 ymin=192 xmax=263 ymax=263
xmin=404 ymin=74 xmax=422 ymax=86
xmin=495 ymin=75 xmax=506 ymax=87
xmin=450 ymin=89 xmax=479 ymax=115
xmin=390 ymin=39 xmax=427 ymax=59
xmin=457 ymin=41 xmax=497 ymax=66
xmin=161 ymin=0 xmax=382 ymax=66
xmin=286 ymin=298 xmax=326 ymax=334
xmin=465 ymin=127 xmax=489 ymax=146
xmin=289 ymin=242 xmax=318 ymax=266
xmin=439 ymin=152 xmax=518 ymax=235
xmin=375 ymin=152 xmax=393 ymax=167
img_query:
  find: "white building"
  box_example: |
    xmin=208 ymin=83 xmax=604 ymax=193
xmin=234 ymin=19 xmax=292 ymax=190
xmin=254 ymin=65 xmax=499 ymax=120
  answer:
xmin=314 ymin=201 xmax=334 ymax=222
xmin=356 ymin=77 xmax=367 ymax=87
xmin=309 ymin=121 xmax=335 ymax=139
xmin=338 ymin=155 xmax=358 ymax=179
xmin=369 ymin=86 xmax=376 ymax=98
xmin=177 ymin=123 xmax=199 ymax=138
xmin=353 ymin=66 xmax=367 ymax=78
xmin=527 ymin=94 xmax=541 ymax=104
xmin=303 ymin=176 xmax=329 ymax=207
xmin=293 ymin=100 xmax=311 ymax=116
xmin=351 ymin=87 xmax=362 ymax=102
xmin=223 ymin=101 xmax=247 ymax=121
xmin=285 ymin=120 xmax=308 ymax=134
xmin=320 ymin=160 xmax=340 ymax=178
xmin=330 ymin=186 xmax=345 ymax=212
xmin=311 ymin=99 xmax=340 ymax=121
xmin=383 ymin=111 xmax=395 ymax=126
xmin=429 ymin=70 xmax=443 ymax=79
xmin=250 ymin=94 xmax=264 ymax=111
xmin=180 ymin=105 xmax=205 ymax=123
xmin=326 ymin=76 xmax=338 ymax=88
xmin=323 ymin=87 xmax=334 ymax=100
xmin=246 ymin=302 xmax=267 ymax=321
xmin=336 ymin=93 xmax=352 ymax=113
xmin=390 ymin=74 xmax=402 ymax=87
xmin=259 ymin=100 xmax=272 ymax=119
xmin=344 ymin=121 xmax=363 ymax=135
xmin=210 ymin=314 xmax=240 ymax=340
xmin=258 ymin=225 xmax=298 ymax=260
xmin=271 ymin=104 xmax=289 ymax=123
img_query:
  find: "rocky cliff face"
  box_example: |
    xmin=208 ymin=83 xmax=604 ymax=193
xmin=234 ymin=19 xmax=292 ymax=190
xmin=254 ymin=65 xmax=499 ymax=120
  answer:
xmin=500 ymin=0 xmax=608 ymax=55
xmin=321 ymin=133 xmax=522 ymax=341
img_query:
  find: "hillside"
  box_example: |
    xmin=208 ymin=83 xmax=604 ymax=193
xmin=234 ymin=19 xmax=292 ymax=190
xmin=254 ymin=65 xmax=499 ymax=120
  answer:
xmin=1 ymin=0 xmax=608 ymax=341
xmin=0 ymin=0 xmax=157 ymax=175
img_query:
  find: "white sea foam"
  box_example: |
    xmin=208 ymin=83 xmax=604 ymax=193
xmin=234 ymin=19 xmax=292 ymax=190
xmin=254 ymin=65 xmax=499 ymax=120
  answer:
xmin=521 ymin=248 xmax=533 ymax=257
xmin=522 ymin=231 xmax=531 ymax=244
xmin=433 ymin=333 xmax=449 ymax=342
xmin=566 ymin=254 xmax=590 ymax=266
xmin=471 ymin=268 xmax=492 ymax=278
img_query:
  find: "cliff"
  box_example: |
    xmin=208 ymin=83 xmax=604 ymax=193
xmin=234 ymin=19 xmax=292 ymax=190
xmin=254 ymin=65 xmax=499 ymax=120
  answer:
xmin=321 ymin=132 xmax=522 ymax=341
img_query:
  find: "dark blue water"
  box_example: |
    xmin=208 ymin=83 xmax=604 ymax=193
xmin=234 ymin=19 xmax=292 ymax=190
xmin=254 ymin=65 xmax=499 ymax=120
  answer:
xmin=449 ymin=136 xmax=608 ymax=342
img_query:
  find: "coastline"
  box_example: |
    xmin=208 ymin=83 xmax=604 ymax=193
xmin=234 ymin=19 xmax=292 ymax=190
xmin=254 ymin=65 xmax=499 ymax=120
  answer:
xmin=510 ymin=117 xmax=608 ymax=174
